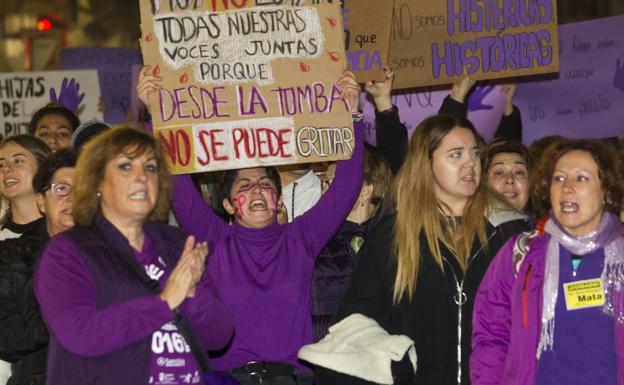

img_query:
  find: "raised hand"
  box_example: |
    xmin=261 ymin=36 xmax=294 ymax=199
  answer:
xmin=467 ymin=85 xmax=495 ymax=112
xmin=450 ymin=67 xmax=476 ymax=104
xmin=337 ymin=69 xmax=361 ymax=113
xmin=614 ymin=59 xmax=624 ymax=92
xmin=364 ymin=66 xmax=395 ymax=112
xmin=137 ymin=65 xmax=163 ymax=108
xmin=499 ymin=84 xmax=517 ymax=116
xmin=49 ymin=77 xmax=86 ymax=112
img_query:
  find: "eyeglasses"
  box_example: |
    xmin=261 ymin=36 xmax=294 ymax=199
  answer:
xmin=44 ymin=182 xmax=73 ymax=197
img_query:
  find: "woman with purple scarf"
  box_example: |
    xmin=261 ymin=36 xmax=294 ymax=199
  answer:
xmin=470 ymin=139 xmax=624 ymax=385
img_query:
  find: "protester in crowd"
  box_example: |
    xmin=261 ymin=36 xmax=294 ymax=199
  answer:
xmin=312 ymin=148 xmax=393 ymax=341
xmin=278 ymin=163 xmax=323 ymax=222
xmin=29 ymin=104 xmax=80 ymax=152
xmin=135 ymin=68 xmax=364 ymax=384
xmin=481 ymin=138 xmax=532 ymax=213
xmin=70 ymin=119 xmax=111 ymax=153
xmin=373 ymin=68 xmax=523 ymax=175
xmin=471 ymin=139 xmax=624 ymax=385
xmin=0 ymin=135 xmax=51 ymax=240
xmin=316 ymin=114 xmax=528 ymax=385
xmin=34 ymin=127 xmax=233 ymax=385
xmin=0 ymin=149 xmax=76 ymax=385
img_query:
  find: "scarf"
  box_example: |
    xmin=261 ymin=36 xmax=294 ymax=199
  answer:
xmin=537 ymin=211 xmax=624 ymax=358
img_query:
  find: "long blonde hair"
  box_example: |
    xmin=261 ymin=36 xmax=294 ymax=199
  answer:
xmin=393 ymin=115 xmax=489 ymax=303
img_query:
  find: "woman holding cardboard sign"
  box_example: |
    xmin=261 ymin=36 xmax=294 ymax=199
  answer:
xmin=471 ymin=139 xmax=624 ymax=385
xmin=137 ymin=66 xmax=365 ymax=385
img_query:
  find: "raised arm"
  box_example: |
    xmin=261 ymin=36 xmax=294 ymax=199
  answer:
xmin=290 ymin=71 xmax=364 ymax=257
xmin=290 ymin=119 xmax=364 ymax=257
xmin=369 ymin=67 xmax=408 ymax=175
xmin=470 ymin=236 xmax=518 ymax=385
xmin=34 ymin=235 xmax=174 ymax=357
xmin=439 ymin=68 xmax=475 ymax=118
xmin=493 ymin=84 xmax=523 ymax=142
xmin=171 ymin=174 xmax=229 ymax=246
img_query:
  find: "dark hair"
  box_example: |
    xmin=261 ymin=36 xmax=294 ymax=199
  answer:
xmin=29 ymin=104 xmax=80 ymax=134
xmin=481 ymin=138 xmax=532 ymax=175
xmin=219 ymin=166 xmax=282 ymax=202
xmin=531 ymin=139 xmax=624 ymax=217
xmin=363 ymin=148 xmax=392 ymax=208
xmin=0 ymin=134 xmax=51 ymax=166
xmin=72 ymin=126 xmax=171 ymax=225
xmin=71 ymin=120 xmax=111 ymax=153
xmin=32 ymin=148 xmax=77 ymax=193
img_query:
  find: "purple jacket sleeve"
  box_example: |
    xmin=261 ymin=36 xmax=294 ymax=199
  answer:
xmin=34 ymin=234 xmax=175 ymax=357
xmin=179 ymin=272 xmax=233 ymax=349
xmin=470 ymin=235 xmax=519 ymax=385
xmin=289 ymin=121 xmax=364 ymax=258
xmin=171 ymin=174 xmax=229 ymax=247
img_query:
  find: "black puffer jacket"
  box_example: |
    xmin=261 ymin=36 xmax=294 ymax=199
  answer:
xmin=0 ymin=219 xmax=48 ymax=385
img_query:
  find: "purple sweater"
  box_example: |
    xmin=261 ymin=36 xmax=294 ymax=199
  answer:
xmin=34 ymin=216 xmax=233 ymax=384
xmin=172 ymin=122 xmax=364 ymax=370
xmin=471 ymin=232 xmax=624 ymax=385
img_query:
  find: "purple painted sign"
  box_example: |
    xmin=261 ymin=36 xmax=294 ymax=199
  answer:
xmin=361 ymin=85 xmax=506 ymax=145
xmin=515 ymin=15 xmax=624 ymax=143
xmin=61 ymin=48 xmax=143 ymax=124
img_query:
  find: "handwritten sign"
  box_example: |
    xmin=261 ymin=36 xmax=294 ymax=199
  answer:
xmin=61 ymin=48 xmax=143 ymax=124
xmin=515 ymin=15 xmax=624 ymax=143
xmin=0 ymin=70 xmax=102 ymax=138
xmin=388 ymin=0 xmax=560 ymax=89
xmin=139 ymin=0 xmax=352 ymax=174
xmin=343 ymin=0 xmax=393 ymax=82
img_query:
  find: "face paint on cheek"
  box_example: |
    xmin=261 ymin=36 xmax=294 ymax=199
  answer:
xmin=234 ymin=194 xmax=247 ymax=220
xmin=270 ymin=191 xmax=278 ymax=214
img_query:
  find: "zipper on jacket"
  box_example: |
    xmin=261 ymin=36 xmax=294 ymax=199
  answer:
xmin=522 ymin=264 xmax=533 ymax=328
xmin=443 ymin=229 xmax=497 ymax=385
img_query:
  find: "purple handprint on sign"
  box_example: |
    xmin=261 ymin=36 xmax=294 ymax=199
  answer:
xmin=467 ymin=85 xmax=495 ymax=112
xmin=49 ymin=77 xmax=86 ymax=112
xmin=614 ymin=59 xmax=624 ymax=92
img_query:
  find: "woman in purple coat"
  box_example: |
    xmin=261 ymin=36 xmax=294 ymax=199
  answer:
xmin=471 ymin=139 xmax=624 ymax=385
xmin=35 ymin=127 xmax=233 ymax=385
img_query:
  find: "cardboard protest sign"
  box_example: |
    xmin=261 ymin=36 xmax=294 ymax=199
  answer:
xmin=388 ymin=0 xmax=560 ymax=89
xmin=343 ymin=0 xmax=394 ymax=82
xmin=61 ymin=48 xmax=143 ymax=124
xmin=361 ymin=85 xmax=507 ymax=145
xmin=515 ymin=15 xmax=624 ymax=144
xmin=139 ymin=0 xmax=353 ymax=174
xmin=0 ymin=70 xmax=102 ymax=138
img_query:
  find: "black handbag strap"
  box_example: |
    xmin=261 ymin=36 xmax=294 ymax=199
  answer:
xmin=89 ymin=225 xmax=214 ymax=373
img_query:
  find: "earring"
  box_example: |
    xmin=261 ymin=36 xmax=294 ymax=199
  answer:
xmin=97 ymin=192 xmax=101 ymax=198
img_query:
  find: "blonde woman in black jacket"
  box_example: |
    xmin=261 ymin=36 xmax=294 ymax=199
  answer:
xmin=317 ymin=115 xmax=528 ymax=385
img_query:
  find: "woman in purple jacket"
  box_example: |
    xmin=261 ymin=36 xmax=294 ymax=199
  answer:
xmin=471 ymin=139 xmax=624 ymax=385
xmin=35 ymin=127 xmax=233 ymax=385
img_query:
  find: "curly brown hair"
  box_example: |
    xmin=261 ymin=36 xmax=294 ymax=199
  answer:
xmin=72 ymin=126 xmax=171 ymax=226
xmin=531 ymin=139 xmax=624 ymax=218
